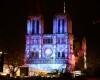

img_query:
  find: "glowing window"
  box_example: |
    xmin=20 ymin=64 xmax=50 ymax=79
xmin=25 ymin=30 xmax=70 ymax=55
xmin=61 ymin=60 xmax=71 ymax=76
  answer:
xmin=33 ymin=39 xmax=39 ymax=44
xmin=43 ymin=38 xmax=53 ymax=44
xmin=45 ymin=48 xmax=52 ymax=57
xmin=29 ymin=51 xmax=39 ymax=59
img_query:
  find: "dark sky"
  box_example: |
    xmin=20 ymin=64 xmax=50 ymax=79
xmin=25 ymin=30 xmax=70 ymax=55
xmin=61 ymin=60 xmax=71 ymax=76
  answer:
xmin=0 ymin=0 xmax=100 ymax=66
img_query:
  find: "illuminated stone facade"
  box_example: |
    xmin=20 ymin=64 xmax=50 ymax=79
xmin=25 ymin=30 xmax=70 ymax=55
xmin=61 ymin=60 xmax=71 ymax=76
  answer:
xmin=25 ymin=14 xmax=73 ymax=73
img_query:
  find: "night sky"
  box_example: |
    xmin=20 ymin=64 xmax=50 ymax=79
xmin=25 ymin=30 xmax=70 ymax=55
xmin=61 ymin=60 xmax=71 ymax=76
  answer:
xmin=0 ymin=0 xmax=100 ymax=67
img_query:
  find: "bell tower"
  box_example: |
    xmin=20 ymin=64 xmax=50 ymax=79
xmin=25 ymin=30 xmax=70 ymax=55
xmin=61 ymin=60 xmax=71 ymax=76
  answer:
xmin=27 ymin=16 xmax=44 ymax=35
xmin=53 ymin=15 xmax=67 ymax=34
xmin=25 ymin=16 xmax=44 ymax=64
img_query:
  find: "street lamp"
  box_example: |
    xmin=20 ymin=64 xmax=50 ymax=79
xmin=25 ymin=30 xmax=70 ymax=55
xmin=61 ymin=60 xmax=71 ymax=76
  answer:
xmin=0 ymin=51 xmax=2 ymax=54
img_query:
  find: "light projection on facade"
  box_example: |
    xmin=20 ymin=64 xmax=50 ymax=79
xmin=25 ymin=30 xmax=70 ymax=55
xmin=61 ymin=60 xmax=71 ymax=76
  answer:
xmin=25 ymin=15 xmax=73 ymax=73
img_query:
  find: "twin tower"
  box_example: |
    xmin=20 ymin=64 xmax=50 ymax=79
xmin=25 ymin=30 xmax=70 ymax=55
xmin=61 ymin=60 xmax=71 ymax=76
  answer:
xmin=25 ymin=14 xmax=73 ymax=73
xmin=27 ymin=14 xmax=72 ymax=34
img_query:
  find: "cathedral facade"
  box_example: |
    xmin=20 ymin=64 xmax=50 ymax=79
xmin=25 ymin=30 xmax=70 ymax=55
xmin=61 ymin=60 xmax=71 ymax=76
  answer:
xmin=25 ymin=14 xmax=73 ymax=73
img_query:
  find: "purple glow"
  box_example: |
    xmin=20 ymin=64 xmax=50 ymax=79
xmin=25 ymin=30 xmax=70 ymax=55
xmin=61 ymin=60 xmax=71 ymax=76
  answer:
xmin=25 ymin=15 xmax=72 ymax=73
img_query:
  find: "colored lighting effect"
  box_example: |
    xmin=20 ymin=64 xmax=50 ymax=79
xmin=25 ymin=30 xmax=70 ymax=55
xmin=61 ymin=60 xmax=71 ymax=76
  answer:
xmin=25 ymin=15 xmax=72 ymax=73
xmin=45 ymin=48 xmax=52 ymax=57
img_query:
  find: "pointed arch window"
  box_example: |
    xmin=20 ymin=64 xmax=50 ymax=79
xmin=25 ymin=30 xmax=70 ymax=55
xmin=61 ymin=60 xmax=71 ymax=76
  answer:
xmin=62 ymin=52 xmax=65 ymax=58
xmin=62 ymin=19 xmax=65 ymax=33
xmin=58 ymin=19 xmax=60 ymax=33
xmin=58 ymin=52 xmax=60 ymax=58
xmin=36 ymin=20 xmax=39 ymax=34
xmin=32 ymin=20 xmax=35 ymax=34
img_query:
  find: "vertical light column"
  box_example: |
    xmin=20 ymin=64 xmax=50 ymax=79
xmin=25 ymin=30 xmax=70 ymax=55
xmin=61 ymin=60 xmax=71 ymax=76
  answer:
xmin=84 ymin=51 xmax=87 ymax=69
xmin=56 ymin=18 xmax=58 ymax=33
xmin=27 ymin=20 xmax=32 ymax=34
xmin=64 ymin=19 xmax=67 ymax=33
xmin=34 ymin=20 xmax=37 ymax=34
xmin=27 ymin=20 xmax=30 ymax=34
xmin=39 ymin=49 xmax=41 ymax=58
xmin=53 ymin=18 xmax=56 ymax=34
xmin=30 ymin=20 xmax=32 ymax=33
xmin=60 ymin=19 xmax=62 ymax=33
xmin=53 ymin=36 xmax=56 ymax=60
xmin=39 ymin=20 xmax=41 ymax=34
xmin=82 ymin=37 xmax=87 ymax=70
xmin=39 ymin=17 xmax=44 ymax=34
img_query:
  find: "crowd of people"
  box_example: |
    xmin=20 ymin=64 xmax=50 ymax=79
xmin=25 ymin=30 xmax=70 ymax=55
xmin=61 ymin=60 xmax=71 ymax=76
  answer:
xmin=0 ymin=75 xmax=83 ymax=80
xmin=0 ymin=72 xmax=71 ymax=80
xmin=0 ymin=72 xmax=88 ymax=80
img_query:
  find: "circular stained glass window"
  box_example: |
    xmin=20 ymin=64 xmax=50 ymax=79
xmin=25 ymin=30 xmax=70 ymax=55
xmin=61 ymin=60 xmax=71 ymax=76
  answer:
xmin=45 ymin=48 xmax=52 ymax=57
